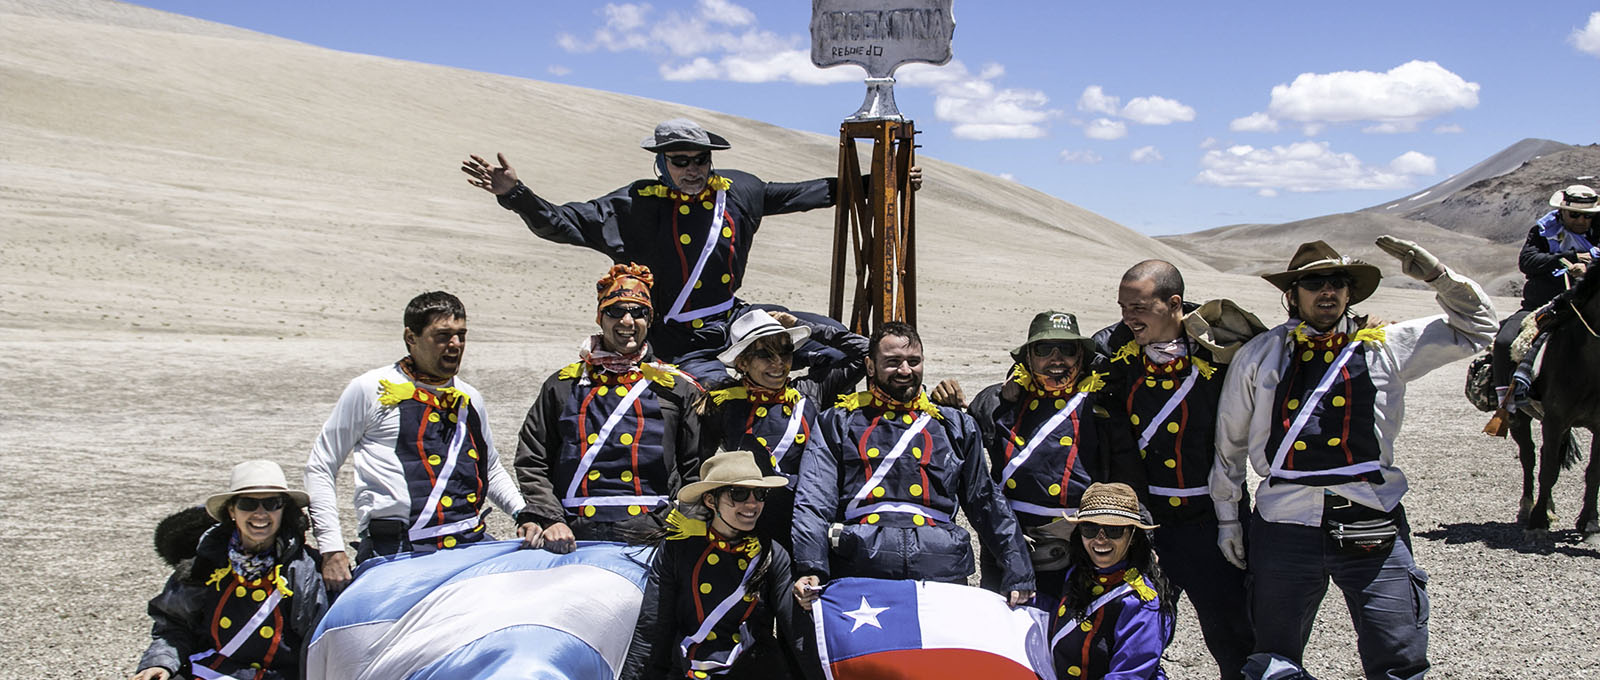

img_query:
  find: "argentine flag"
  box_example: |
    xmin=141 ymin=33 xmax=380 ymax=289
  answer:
xmin=306 ymin=541 xmax=654 ymax=679
xmin=815 ymin=577 xmax=1054 ymax=680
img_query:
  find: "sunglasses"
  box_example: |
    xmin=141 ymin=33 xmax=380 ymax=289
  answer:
xmin=1562 ymin=211 xmax=1594 ymax=221
xmin=1078 ymin=522 xmax=1128 ymax=540
xmin=1294 ymin=275 xmax=1351 ymax=292
xmin=602 ymin=305 xmax=651 ymax=320
xmin=723 ymin=487 xmax=770 ymax=503
xmin=747 ymin=347 xmax=794 ymax=362
xmin=666 ymin=153 xmax=712 ymax=168
xmin=1030 ymin=341 xmax=1080 ymax=359
xmin=234 ymin=496 xmax=286 ymax=512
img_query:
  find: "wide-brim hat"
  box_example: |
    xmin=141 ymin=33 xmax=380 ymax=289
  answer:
xmin=641 ymin=118 xmax=731 ymax=153
xmin=204 ymin=460 xmax=310 ymax=522
xmin=717 ymin=309 xmax=811 ymax=366
xmin=1550 ymin=184 xmax=1600 ymax=213
xmin=677 ymin=450 xmax=789 ymax=503
xmin=1260 ymin=240 xmax=1382 ymax=306
xmin=1009 ymin=310 xmax=1095 ymax=364
xmin=1038 ymin=482 xmax=1157 ymax=540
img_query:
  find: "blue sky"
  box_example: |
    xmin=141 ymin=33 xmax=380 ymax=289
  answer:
xmin=128 ymin=1 xmax=1600 ymax=235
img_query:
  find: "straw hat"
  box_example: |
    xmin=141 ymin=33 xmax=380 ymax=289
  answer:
xmin=716 ymin=309 xmax=811 ymax=366
xmin=1038 ymin=482 xmax=1156 ymax=540
xmin=677 ymin=450 xmax=789 ymax=504
xmin=640 ymin=118 xmax=731 ymax=153
xmin=204 ymin=460 xmax=310 ymax=522
xmin=1550 ymin=185 xmax=1600 ymax=213
xmin=1260 ymin=240 xmax=1383 ymax=305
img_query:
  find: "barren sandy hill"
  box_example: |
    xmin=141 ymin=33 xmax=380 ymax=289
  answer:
xmin=5 ymin=2 xmax=1594 ymax=679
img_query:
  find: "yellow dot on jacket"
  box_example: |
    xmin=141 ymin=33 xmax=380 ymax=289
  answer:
xmin=700 ymin=583 xmax=713 ymax=594
xmin=1068 ymin=665 xmax=1082 ymax=676
xmin=584 ymin=505 xmax=597 ymax=517
xmin=619 ymin=433 xmax=634 ymax=445
xmin=867 ymin=447 xmax=880 ymax=458
xmin=707 ymin=553 xmax=720 ymax=565
xmin=872 ymin=486 xmax=886 ymax=497
xmin=737 ymin=559 xmax=748 ymax=570
xmin=1058 ymin=605 xmax=1067 ymax=616
xmin=1092 ymin=585 xmax=1104 ymax=595
xmin=706 ymin=632 xmax=718 ymax=641
xmin=1287 ymin=399 xmax=1300 ymax=410
xmin=756 ymin=436 xmax=768 ymax=447
xmin=692 ymin=319 xmax=705 ymax=329
xmin=588 ymin=470 xmax=601 ymax=480
xmin=1059 ymin=435 xmax=1074 ymax=446
xmin=235 ymin=586 xmax=246 ymax=598
xmin=770 ymin=454 xmax=779 ymax=467
xmin=867 ymin=514 xmax=880 ymax=524
xmin=1332 ymin=396 xmax=1346 ymax=407
xmin=468 ymin=448 xmax=479 ymax=459
xmin=587 ymin=433 xmax=599 ymax=444
xmin=910 ymin=447 xmax=920 ymax=457
xmin=448 ymin=413 xmax=458 ymax=423
xmin=1145 ymin=377 xmax=1157 ymax=387
xmin=617 ymin=386 xmax=629 ymax=396
xmin=1054 ymin=398 xmax=1066 ymax=409
xmin=1294 ymin=441 xmax=1307 ymax=451
xmin=1328 ymin=437 xmax=1342 ymax=446
xmin=1162 ymin=379 xmax=1175 ymax=390
xmin=1301 ymin=350 xmax=1314 ymax=362
xmin=721 ymin=274 xmax=731 ymax=284
xmin=1324 ymin=351 xmax=1335 ymax=363
xmin=884 ymin=411 xmax=898 ymax=420
xmin=694 ymin=671 xmax=708 ymax=679
xmin=909 ymin=483 xmax=923 ymax=496
xmin=1029 ymin=401 xmax=1040 ymax=411
xmin=1166 ymin=422 xmax=1180 ymax=434
xmin=756 ymin=406 xmax=768 ymax=417
xmin=443 ymin=536 xmax=457 ymax=548
xmin=679 ymin=205 xmax=690 ymax=215
xmin=428 ymin=412 xmax=440 ymax=423
xmin=1079 ymin=621 xmax=1093 ymax=632
xmin=680 ymin=233 xmax=692 ymax=244
xmin=219 ymin=616 xmax=232 ymax=628
xmin=628 ymin=505 xmax=641 ymax=515
xmin=1048 ymin=483 xmax=1062 ymax=496
xmin=720 ymin=225 xmax=731 ymax=237
xmin=912 ymin=515 xmax=926 ymax=526
xmin=1130 ymin=414 xmax=1141 ymax=425
xmin=259 ymin=625 xmax=274 ymax=639
xmin=1006 ymin=478 xmax=1017 ymax=489
xmin=427 ymin=454 xmax=441 ymax=466
xmin=467 ymin=493 xmax=478 ymax=503
xmin=708 ymin=202 xmax=718 ymax=212
xmin=440 ymin=496 xmax=453 ymax=508
xmin=1169 ymin=497 xmax=1182 ymax=507
xmin=694 ymin=280 xmax=703 ymax=289
xmin=1164 ymin=459 xmax=1177 ymax=469
xmin=597 ymin=386 xmax=609 ymax=396
xmin=621 ymin=471 xmax=634 ymax=482
xmin=252 ymin=589 xmax=266 ymax=602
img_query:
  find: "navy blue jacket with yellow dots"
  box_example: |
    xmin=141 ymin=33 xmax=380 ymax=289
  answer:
xmin=622 ymin=515 xmax=818 ymax=680
xmin=1096 ymin=324 xmax=1232 ymax=525
xmin=790 ymin=391 xmax=1035 ymax=592
xmin=1050 ymin=563 xmax=1172 ymax=680
xmin=138 ymin=522 xmax=327 ymax=680
xmin=968 ymin=365 xmax=1133 ymax=529
xmin=515 ymin=360 xmax=704 ymax=536
xmin=497 ymin=170 xmax=837 ymax=329
xmin=698 ymin=384 xmax=817 ymax=552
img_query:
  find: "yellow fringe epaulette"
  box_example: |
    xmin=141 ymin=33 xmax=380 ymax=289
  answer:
xmin=708 ymin=175 xmax=732 ymax=191
xmin=638 ymin=184 xmax=671 ymax=198
xmin=438 ymin=386 xmax=469 ymax=409
xmin=1353 ymin=327 xmax=1387 ymax=344
xmin=377 ymin=379 xmax=416 ymax=407
xmin=835 ymin=391 xmax=941 ymax=419
xmin=1124 ymin=567 xmax=1157 ymax=602
xmin=1076 ymin=371 xmax=1107 ymax=394
xmin=836 ymin=391 xmax=873 ymax=410
xmin=1110 ymin=340 xmax=1140 ymax=364
xmin=665 ymin=506 xmax=707 ymax=540
xmin=557 ymin=362 xmax=585 ymax=381
xmin=270 ymin=564 xmax=294 ymax=597
xmin=738 ymin=536 xmax=762 ymax=558
xmin=1192 ymin=356 xmax=1216 ymax=380
xmin=709 ymin=386 xmax=747 ymax=405
xmin=205 ymin=566 xmax=232 ymax=590
xmin=640 ymin=362 xmax=677 ymax=388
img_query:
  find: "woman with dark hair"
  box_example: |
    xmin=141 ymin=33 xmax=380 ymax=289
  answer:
xmin=132 ymin=461 xmax=327 ymax=680
xmin=621 ymin=450 xmax=817 ymax=680
xmin=1038 ymin=482 xmax=1174 ymax=680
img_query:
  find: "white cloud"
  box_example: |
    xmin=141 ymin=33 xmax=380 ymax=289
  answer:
xmin=1573 ymin=11 xmax=1600 ymax=56
xmin=1084 ymin=118 xmax=1127 ymax=140
xmin=1059 ymin=149 xmax=1104 ymax=164
xmin=1264 ymin=60 xmax=1479 ymax=132
xmin=1130 ymin=146 xmax=1163 ymax=163
xmin=1194 ymin=141 xmax=1435 ymax=193
xmin=1199 ymin=137 xmax=1218 ymax=149
xmin=1121 ymin=96 xmax=1195 ymax=125
xmin=1077 ymin=85 xmax=1121 ymax=115
xmin=547 ymin=65 xmax=572 ymax=76
xmin=1258 ymin=188 xmax=1279 ymax=198
xmin=1434 ymin=124 xmax=1464 ymax=134
xmin=1389 ymin=151 xmax=1437 ymax=175
xmin=1230 ymin=112 xmax=1280 ymax=133
xmin=562 ymin=2 xmax=1055 ymax=140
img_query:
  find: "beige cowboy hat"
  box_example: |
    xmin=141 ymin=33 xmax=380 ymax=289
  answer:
xmin=204 ymin=460 xmax=310 ymax=522
xmin=716 ymin=309 xmax=811 ymax=366
xmin=1550 ymin=184 xmax=1600 ymax=213
xmin=677 ymin=450 xmax=789 ymax=504
xmin=1261 ymin=240 xmax=1383 ymax=305
xmin=1037 ymin=482 xmax=1157 ymax=540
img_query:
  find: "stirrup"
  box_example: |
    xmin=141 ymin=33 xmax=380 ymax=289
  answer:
xmin=1483 ymin=408 xmax=1511 ymax=437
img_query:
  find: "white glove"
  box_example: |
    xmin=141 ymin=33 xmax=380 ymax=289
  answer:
xmin=1375 ymin=235 xmax=1444 ymax=282
xmin=1217 ymin=520 xmax=1247 ymax=570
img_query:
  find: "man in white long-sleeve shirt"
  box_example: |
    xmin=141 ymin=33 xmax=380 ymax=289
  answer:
xmin=1209 ymin=237 xmax=1495 ymax=680
xmin=305 ymin=291 xmax=536 ymax=591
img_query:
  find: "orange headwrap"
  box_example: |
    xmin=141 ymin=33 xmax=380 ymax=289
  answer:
xmin=596 ymin=263 xmax=654 ymax=313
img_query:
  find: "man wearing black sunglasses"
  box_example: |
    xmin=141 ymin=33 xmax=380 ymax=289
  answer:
xmin=461 ymin=118 xmax=915 ymax=387
xmin=1211 ymin=238 xmax=1495 ymax=679
xmin=514 ymin=264 xmax=705 ymax=551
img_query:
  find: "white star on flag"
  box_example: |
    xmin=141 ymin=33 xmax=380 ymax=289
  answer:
xmin=843 ymin=596 xmax=889 ymax=632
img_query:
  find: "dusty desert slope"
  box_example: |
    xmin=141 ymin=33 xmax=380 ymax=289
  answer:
xmin=3 ymin=1 xmax=1596 ymax=679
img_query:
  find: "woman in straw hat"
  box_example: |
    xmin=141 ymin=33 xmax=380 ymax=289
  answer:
xmin=1037 ymin=482 xmax=1174 ymax=680
xmin=132 ymin=461 xmax=327 ymax=680
xmin=622 ymin=450 xmax=818 ymax=680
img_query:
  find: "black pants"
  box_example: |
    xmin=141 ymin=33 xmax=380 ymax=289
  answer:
xmin=1491 ymin=309 xmax=1532 ymax=387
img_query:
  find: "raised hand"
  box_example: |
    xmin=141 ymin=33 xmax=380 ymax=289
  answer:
xmin=461 ymin=153 xmax=520 ymax=196
xmin=1375 ymin=235 xmax=1444 ymax=282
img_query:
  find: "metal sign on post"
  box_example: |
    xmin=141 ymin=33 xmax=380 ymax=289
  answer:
xmin=810 ymin=0 xmax=953 ymax=334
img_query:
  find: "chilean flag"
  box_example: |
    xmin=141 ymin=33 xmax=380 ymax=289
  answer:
xmin=815 ymin=577 xmax=1055 ymax=680
xmin=305 ymin=541 xmax=653 ymax=679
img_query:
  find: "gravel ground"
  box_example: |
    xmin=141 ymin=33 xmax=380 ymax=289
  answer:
xmin=3 ymin=336 xmax=1598 ymax=680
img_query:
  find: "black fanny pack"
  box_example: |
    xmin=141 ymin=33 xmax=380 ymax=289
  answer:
xmin=1322 ymin=494 xmax=1397 ymax=555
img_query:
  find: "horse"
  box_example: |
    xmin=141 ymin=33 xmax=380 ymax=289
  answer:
xmin=1522 ymin=267 xmax=1600 ymax=543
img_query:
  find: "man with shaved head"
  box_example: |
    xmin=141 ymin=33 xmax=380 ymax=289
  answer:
xmin=1093 ymin=259 xmax=1261 ymax=679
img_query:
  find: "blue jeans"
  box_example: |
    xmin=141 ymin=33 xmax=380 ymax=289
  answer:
xmin=1248 ymin=508 xmax=1429 ymax=680
xmin=1154 ymin=516 xmax=1254 ymax=679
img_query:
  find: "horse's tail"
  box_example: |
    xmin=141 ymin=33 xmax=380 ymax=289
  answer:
xmin=1560 ymin=430 xmax=1585 ymax=471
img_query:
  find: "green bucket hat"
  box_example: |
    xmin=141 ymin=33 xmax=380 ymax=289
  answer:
xmin=1009 ymin=311 xmax=1095 ymax=364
